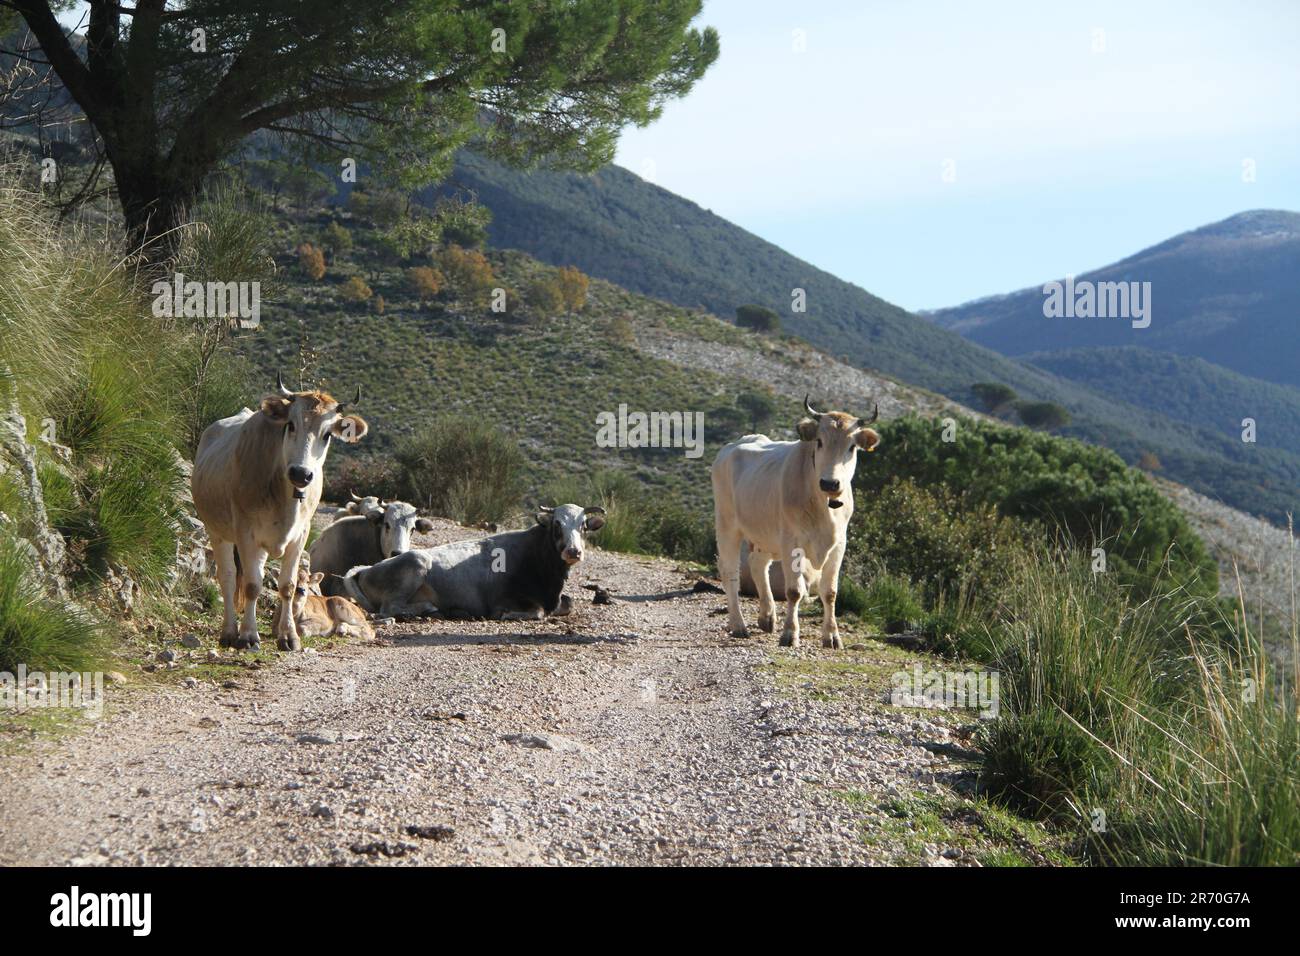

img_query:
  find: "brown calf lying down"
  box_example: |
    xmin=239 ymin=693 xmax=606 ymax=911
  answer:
xmin=292 ymin=571 xmax=374 ymax=640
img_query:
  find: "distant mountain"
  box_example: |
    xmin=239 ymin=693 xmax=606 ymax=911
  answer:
xmin=925 ymin=211 xmax=1300 ymax=389
xmin=434 ymin=154 xmax=1296 ymax=523
xmin=1026 ymin=346 xmax=1300 ymax=454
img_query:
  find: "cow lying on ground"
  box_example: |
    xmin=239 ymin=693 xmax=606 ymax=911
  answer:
xmin=309 ymin=498 xmax=434 ymax=577
xmin=292 ymin=571 xmax=375 ymax=640
xmin=320 ymin=504 xmax=605 ymax=620
xmin=712 ymin=395 xmax=879 ymax=649
xmin=191 ymin=373 xmax=367 ymax=651
xmin=335 ymin=490 xmax=383 ymax=521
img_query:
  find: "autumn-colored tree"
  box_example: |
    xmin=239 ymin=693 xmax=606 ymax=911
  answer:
xmin=339 ymin=275 xmax=373 ymax=303
xmin=406 ymin=266 xmax=444 ymax=304
xmin=556 ymin=266 xmax=590 ymax=312
xmin=372 ymin=294 xmax=386 ymax=315
xmin=526 ymin=275 xmax=566 ymax=318
xmin=296 ymin=242 xmax=326 ymax=280
xmin=436 ymin=245 xmax=495 ymax=304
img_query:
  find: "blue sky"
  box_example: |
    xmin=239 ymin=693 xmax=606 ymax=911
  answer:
xmin=613 ymin=0 xmax=1300 ymax=310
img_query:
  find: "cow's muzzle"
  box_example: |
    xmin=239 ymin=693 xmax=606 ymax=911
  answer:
xmin=562 ymin=547 xmax=583 ymax=565
xmin=287 ymin=465 xmax=314 ymax=490
xmin=819 ymin=478 xmax=841 ymax=494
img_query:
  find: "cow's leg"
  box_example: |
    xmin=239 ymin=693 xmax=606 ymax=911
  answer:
xmin=718 ymin=530 xmax=748 ymax=638
xmin=819 ymin=545 xmax=846 ymax=650
xmin=749 ymin=551 xmax=775 ymax=633
xmin=236 ymin=535 xmax=268 ymax=652
xmin=779 ymin=545 xmax=806 ymax=648
xmin=273 ymin=531 xmax=308 ymax=652
xmin=212 ymin=539 xmax=240 ymax=647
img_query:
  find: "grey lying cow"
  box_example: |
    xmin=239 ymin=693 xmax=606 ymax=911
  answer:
xmin=320 ymin=503 xmax=605 ymax=620
xmin=309 ymin=498 xmax=435 ymax=577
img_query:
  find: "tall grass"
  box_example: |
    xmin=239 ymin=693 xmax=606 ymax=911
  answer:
xmin=0 ymin=168 xmax=262 ymax=671
xmin=0 ymin=530 xmax=105 ymax=674
xmin=971 ymin=543 xmax=1299 ymax=865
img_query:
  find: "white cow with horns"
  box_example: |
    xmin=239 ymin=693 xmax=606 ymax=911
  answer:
xmin=191 ymin=373 xmax=368 ymax=651
xmin=711 ymin=395 xmax=879 ymax=649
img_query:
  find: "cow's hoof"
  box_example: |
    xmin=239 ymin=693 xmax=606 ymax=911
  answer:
xmin=779 ymin=634 xmax=799 ymax=648
xmin=757 ymin=613 xmax=774 ymax=633
xmin=218 ymin=632 xmax=240 ymax=648
xmin=232 ymin=634 xmax=260 ymax=652
xmin=823 ymin=635 xmax=843 ymax=650
xmin=277 ymin=635 xmax=302 ymax=652
xmin=729 ymin=625 xmax=750 ymax=639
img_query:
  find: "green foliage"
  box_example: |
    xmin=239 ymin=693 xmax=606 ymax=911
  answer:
xmin=431 ymin=194 xmax=492 ymax=249
xmin=970 ymin=382 xmax=1018 ymax=412
xmin=1014 ymin=400 xmax=1071 ymax=430
xmin=849 ymin=479 xmax=1033 ymax=608
xmin=735 ymin=388 xmax=779 ymax=433
xmin=378 ymin=213 xmax=442 ymax=262
xmin=322 ymin=221 xmax=354 ymax=259
xmin=735 ymin=303 xmax=781 ymax=334
xmin=0 ymin=530 xmax=105 ymax=674
xmin=856 ymin=415 xmax=1218 ymax=600
xmin=968 ymin=546 xmax=1300 ymax=865
xmin=393 ymin=417 xmax=526 ymax=525
xmin=348 ymin=188 xmax=407 ymax=229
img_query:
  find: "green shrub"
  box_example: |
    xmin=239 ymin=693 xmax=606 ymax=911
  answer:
xmin=0 ymin=529 xmax=105 ymax=674
xmin=525 ymin=275 xmax=566 ymax=319
xmin=432 ymin=194 xmax=492 ymax=249
xmin=393 ymin=417 xmax=525 ymax=525
xmin=855 ymin=415 xmax=1217 ymax=601
xmin=735 ymin=303 xmax=781 ymax=334
xmin=848 ymin=478 xmax=1031 ymax=606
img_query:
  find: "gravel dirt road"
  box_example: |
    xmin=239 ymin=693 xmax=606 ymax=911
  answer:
xmin=0 ymin=519 xmax=995 ymax=867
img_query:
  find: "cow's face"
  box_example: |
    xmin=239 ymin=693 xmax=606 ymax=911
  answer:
xmin=260 ymin=391 xmax=368 ymax=494
xmin=797 ymin=408 xmax=880 ymax=508
xmin=292 ymin=571 xmax=326 ymax=617
xmin=367 ymin=501 xmax=435 ymax=559
xmin=536 ymin=503 xmax=606 ymax=565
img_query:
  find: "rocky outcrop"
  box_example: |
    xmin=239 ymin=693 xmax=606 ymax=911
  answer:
xmin=0 ymin=373 xmax=67 ymax=595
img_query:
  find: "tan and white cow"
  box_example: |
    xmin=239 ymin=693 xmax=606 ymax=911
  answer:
xmin=711 ymin=395 xmax=879 ymax=649
xmin=191 ymin=374 xmax=368 ymax=651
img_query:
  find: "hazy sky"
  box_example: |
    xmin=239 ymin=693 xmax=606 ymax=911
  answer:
xmin=614 ymin=0 xmax=1300 ymax=310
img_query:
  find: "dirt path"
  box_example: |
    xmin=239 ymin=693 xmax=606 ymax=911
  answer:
xmin=0 ymin=521 xmax=999 ymax=867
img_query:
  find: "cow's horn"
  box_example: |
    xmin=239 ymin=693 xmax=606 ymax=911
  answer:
xmin=804 ymin=394 xmax=825 ymax=420
xmin=336 ymin=385 xmax=361 ymax=413
xmin=349 ymin=490 xmax=364 ymax=502
xmin=538 ymin=505 xmax=555 ymax=513
xmin=583 ymin=506 xmax=607 ymax=515
xmin=857 ymin=404 xmax=879 ymax=427
xmin=276 ymin=370 xmax=293 ymax=397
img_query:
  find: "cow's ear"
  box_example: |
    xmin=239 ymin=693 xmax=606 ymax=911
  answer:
xmin=583 ymin=513 xmax=606 ymax=533
xmin=309 ymin=572 xmax=324 ymax=586
xmin=331 ymin=414 xmax=369 ymax=443
xmin=415 ymin=518 xmax=436 ymax=532
xmin=854 ymin=427 xmax=881 ymax=452
xmin=535 ymin=511 xmax=554 ymax=526
xmin=261 ymin=396 xmax=292 ymax=423
xmin=796 ymin=418 xmax=819 ymax=441
xmin=366 ymin=509 xmax=384 ymax=524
